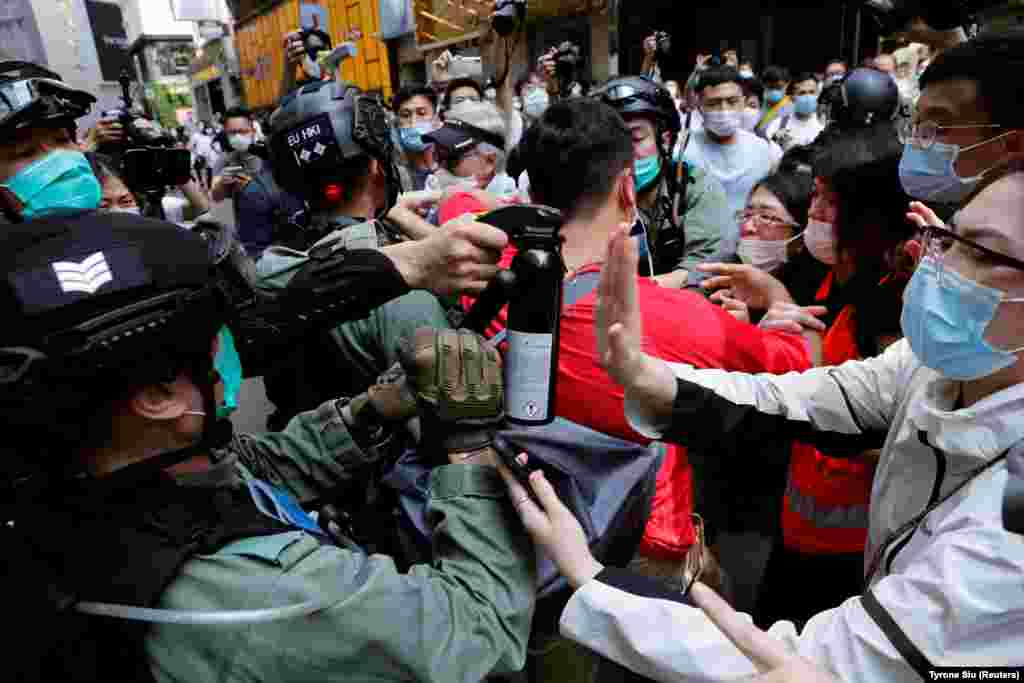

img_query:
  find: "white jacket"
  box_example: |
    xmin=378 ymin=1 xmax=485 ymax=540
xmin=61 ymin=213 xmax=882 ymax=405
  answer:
xmin=560 ymin=339 xmax=1024 ymax=681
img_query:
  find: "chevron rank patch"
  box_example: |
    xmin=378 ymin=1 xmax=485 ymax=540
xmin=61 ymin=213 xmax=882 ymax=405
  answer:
xmin=10 ymin=245 xmax=150 ymax=315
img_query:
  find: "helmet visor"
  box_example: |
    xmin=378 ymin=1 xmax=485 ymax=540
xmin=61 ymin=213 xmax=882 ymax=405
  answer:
xmin=0 ymin=77 xmax=94 ymax=132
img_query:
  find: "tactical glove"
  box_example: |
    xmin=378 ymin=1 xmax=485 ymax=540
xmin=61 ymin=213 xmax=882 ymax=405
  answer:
xmin=399 ymin=327 xmax=504 ymax=455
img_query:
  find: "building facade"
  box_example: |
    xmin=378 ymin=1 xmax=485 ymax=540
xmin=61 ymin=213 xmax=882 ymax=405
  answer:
xmin=2 ymin=0 xmax=130 ymax=133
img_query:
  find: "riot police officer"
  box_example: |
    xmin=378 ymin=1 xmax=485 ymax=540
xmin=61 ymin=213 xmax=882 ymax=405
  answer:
xmin=1 ymin=211 xmax=532 ymax=682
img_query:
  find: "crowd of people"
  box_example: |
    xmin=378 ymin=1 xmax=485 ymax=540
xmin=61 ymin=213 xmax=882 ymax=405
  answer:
xmin=0 ymin=2 xmax=1022 ymax=682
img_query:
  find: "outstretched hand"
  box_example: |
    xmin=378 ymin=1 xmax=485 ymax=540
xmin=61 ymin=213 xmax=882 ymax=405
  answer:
xmin=697 ymin=262 xmax=794 ymax=310
xmin=387 ymin=215 xmax=508 ymax=297
xmin=497 ymin=453 xmax=603 ymax=589
xmin=690 ymin=583 xmax=841 ymax=682
xmin=596 ymin=226 xmax=646 ymax=388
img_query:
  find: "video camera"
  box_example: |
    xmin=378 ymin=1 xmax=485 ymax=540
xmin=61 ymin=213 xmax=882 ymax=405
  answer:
xmin=107 ymin=69 xmax=192 ymax=209
xmin=493 ymin=0 xmax=527 ymax=36
xmin=551 ymin=41 xmax=583 ymax=96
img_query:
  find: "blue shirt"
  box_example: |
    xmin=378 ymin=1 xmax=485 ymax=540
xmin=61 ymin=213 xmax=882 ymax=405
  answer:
xmin=234 ymin=160 xmax=307 ymax=258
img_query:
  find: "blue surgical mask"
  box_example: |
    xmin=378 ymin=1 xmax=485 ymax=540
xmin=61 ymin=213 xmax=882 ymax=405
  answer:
xmin=901 ymin=258 xmax=1024 ymax=380
xmin=523 ymin=89 xmax=550 ymax=119
xmin=765 ymin=89 xmax=784 ymax=106
xmin=398 ymin=122 xmax=434 ymax=153
xmin=898 ymin=137 xmax=1007 ymax=204
xmin=793 ymin=94 xmax=818 ymax=116
xmin=186 ymin=326 xmax=244 ymax=419
xmin=634 ymin=154 xmax=662 ymax=192
xmin=1 ymin=149 xmax=102 ymax=219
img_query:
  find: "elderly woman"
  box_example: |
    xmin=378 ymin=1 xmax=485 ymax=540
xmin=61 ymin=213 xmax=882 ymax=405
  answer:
xmin=423 ymin=99 xmax=517 ymax=199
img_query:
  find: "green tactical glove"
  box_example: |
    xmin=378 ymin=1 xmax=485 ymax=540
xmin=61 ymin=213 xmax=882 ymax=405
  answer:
xmin=399 ymin=327 xmax=505 ymax=455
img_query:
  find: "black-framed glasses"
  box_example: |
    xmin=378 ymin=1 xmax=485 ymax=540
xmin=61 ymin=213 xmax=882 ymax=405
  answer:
xmin=897 ymin=119 xmax=1005 ymax=150
xmin=919 ymin=221 xmax=1024 ymax=285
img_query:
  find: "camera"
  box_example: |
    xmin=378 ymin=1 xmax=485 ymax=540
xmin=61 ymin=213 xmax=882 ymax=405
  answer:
xmin=108 ymin=70 xmax=191 ymax=196
xmin=493 ymin=0 xmax=527 ymax=37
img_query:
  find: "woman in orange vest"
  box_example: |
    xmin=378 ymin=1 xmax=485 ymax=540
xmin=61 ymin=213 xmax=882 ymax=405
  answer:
xmin=701 ymin=123 xmax=915 ymax=626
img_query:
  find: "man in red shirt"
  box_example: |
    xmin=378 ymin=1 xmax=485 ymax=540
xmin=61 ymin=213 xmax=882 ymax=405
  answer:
xmin=456 ymin=99 xmax=811 ymax=565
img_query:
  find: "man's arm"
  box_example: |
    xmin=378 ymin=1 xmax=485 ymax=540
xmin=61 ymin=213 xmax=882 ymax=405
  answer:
xmin=623 ymin=339 xmax=913 ymax=458
xmin=178 ymin=178 xmax=210 ymax=216
xmin=676 ymin=163 xmax=728 ymax=271
xmin=167 ymin=411 xmax=534 ymax=681
xmin=563 ymin=477 xmax=1023 ymax=682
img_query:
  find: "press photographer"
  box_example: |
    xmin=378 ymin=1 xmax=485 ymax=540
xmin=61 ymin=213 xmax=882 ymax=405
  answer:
xmin=641 ymin=31 xmax=673 ymax=82
xmin=209 ymin=106 xmax=304 ymax=259
xmin=83 ymin=69 xmax=196 ymax=220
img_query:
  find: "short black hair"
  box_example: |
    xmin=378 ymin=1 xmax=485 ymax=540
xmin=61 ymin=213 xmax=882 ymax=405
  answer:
xmin=813 ymin=122 xmax=911 ymax=263
xmin=443 ymin=77 xmax=483 ymax=109
xmin=789 ymin=72 xmax=818 ymax=94
xmin=223 ymin=106 xmax=253 ymax=123
xmin=521 ymin=99 xmax=633 ymax=220
xmin=696 ymin=66 xmax=744 ymax=94
xmin=762 ymin=65 xmax=791 ymax=85
xmin=740 ymin=77 xmax=764 ymax=102
xmin=393 ymin=83 xmax=438 ymax=114
xmin=751 ymin=169 xmax=814 ymax=229
xmin=920 ymin=34 xmax=1024 ymax=128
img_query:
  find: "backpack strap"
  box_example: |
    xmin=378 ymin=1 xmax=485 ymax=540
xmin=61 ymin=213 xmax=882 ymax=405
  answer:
xmin=861 ymin=588 xmax=932 ymax=680
xmin=489 ymin=270 xmax=601 ymax=347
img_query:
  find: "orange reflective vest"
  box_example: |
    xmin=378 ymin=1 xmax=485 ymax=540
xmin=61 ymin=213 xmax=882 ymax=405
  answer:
xmin=781 ymin=272 xmax=876 ymax=555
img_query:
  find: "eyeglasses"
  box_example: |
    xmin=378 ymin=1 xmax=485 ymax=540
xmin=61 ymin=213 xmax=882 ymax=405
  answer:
xmin=735 ymin=209 xmax=799 ymax=230
xmin=919 ymin=220 xmax=1024 ymax=285
xmin=680 ymin=514 xmax=705 ymax=600
xmin=897 ymin=120 xmax=1004 ymax=150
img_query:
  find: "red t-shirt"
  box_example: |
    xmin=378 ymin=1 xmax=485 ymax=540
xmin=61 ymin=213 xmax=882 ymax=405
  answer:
xmin=451 ymin=193 xmax=813 ymax=556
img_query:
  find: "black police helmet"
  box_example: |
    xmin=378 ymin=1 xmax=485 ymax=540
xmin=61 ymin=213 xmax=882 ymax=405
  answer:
xmin=595 ymin=76 xmax=682 ymax=137
xmin=0 ymin=61 xmax=95 ymax=137
xmin=269 ymin=80 xmax=394 ymax=204
xmin=835 ymin=67 xmax=899 ymax=127
xmin=0 ymin=212 xmax=228 ymax=444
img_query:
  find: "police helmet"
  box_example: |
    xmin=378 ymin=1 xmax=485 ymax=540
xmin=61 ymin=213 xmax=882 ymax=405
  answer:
xmin=594 ymin=76 xmax=682 ymax=137
xmin=268 ymin=80 xmax=395 ymax=206
xmin=824 ymin=67 xmax=899 ymax=128
xmin=0 ymin=212 xmax=231 ymax=453
xmin=0 ymin=61 xmax=95 ymax=137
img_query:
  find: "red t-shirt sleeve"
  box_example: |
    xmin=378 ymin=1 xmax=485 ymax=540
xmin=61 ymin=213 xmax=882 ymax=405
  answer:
xmin=438 ymin=191 xmax=489 ymax=226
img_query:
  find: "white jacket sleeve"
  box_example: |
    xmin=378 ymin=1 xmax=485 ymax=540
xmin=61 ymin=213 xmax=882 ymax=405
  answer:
xmin=625 ymin=338 xmax=917 ymax=457
xmin=562 ymin=464 xmax=1024 ymax=681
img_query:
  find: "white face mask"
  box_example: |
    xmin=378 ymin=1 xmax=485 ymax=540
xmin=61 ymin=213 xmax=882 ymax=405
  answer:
xmin=737 ymin=232 xmax=804 ymax=271
xmin=703 ymin=110 xmax=741 ymax=138
xmin=106 ymin=206 xmax=142 ymax=216
xmin=804 ymin=219 xmax=838 ymax=265
xmin=228 ymin=133 xmax=254 ymax=152
xmin=739 ymin=69 xmax=754 ymax=79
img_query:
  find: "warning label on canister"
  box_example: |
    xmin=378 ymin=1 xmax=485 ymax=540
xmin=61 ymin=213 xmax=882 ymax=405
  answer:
xmin=505 ymin=330 xmax=553 ymax=422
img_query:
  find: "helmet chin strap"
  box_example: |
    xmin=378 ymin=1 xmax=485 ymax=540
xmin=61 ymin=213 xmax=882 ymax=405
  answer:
xmin=98 ymin=362 xmax=233 ymax=488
